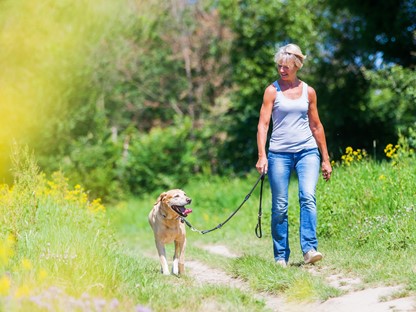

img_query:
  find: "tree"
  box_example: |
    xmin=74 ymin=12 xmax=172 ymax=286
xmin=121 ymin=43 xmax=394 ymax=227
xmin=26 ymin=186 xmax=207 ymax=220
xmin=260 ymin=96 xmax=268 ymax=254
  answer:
xmin=217 ymin=0 xmax=415 ymax=166
xmin=217 ymin=0 xmax=329 ymax=170
xmin=317 ymin=0 xmax=416 ymax=156
xmin=328 ymin=0 xmax=416 ymax=67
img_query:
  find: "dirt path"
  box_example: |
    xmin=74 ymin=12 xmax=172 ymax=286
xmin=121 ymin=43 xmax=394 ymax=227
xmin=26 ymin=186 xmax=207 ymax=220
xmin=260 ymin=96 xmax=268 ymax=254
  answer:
xmin=185 ymin=259 xmax=286 ymax=311
xmin=186 ymin=245 xmax=416 ymax=312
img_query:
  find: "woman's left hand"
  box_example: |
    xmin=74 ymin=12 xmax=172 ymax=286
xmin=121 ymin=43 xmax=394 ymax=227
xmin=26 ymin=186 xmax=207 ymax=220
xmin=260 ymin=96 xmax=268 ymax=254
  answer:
xmin=321 ymin=161 xmax=332 ymax=181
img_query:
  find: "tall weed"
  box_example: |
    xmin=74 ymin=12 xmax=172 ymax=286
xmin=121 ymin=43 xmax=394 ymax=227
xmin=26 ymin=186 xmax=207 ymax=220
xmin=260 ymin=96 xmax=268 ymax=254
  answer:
xmin=318 ymin=136 xmax=416 ymax=251
xmin=0 ymin=145 xmax=148 ymax=311
xmin=1 ymin=143 xmax=40 ymax=236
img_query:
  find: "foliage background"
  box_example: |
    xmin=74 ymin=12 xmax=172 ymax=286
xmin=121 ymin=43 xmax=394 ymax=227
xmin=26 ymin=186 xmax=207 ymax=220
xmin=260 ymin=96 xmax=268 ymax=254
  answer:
xmin=0 ymin=1 xmax=415 ymax=309
xmin=0 ymin=0 xmax=415 ymax=198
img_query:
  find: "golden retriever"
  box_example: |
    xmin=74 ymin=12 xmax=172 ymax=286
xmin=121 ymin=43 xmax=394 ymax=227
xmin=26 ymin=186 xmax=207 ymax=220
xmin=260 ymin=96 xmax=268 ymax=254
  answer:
xmin=148 ymin=189 xmax=192 ymax=275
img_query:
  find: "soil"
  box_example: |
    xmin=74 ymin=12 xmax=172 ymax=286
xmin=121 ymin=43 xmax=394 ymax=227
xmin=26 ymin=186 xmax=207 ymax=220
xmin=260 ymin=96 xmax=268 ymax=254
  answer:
xmin=186 ymin=244 xmax=416 ymax=312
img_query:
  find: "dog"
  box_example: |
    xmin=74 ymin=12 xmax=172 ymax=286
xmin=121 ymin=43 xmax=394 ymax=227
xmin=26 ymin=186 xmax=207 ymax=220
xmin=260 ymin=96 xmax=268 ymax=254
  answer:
xmin=148 ymin=189 xmax=192 ymax=275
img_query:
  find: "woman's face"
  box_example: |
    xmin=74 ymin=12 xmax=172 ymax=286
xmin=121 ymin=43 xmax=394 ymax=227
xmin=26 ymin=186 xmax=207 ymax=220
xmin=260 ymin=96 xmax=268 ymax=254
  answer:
xmin=277 ymin=61 xmax=298 ymax=80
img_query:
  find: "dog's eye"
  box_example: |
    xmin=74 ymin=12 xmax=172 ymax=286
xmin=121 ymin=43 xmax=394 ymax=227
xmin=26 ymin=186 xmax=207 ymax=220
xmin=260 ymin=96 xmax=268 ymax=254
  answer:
xmin=174 ymin=194 xmax=180 ymax=198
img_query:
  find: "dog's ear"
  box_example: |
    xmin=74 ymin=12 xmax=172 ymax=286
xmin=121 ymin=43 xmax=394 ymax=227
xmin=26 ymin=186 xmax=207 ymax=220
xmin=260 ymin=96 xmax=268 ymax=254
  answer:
xmin=155 ymin=192 xmax=167 ymax=205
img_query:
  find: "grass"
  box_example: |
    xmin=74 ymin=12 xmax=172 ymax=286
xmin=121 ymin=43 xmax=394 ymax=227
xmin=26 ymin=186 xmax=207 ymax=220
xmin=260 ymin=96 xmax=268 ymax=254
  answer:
xmin=0 ymin=142 xmax=415 ymax=311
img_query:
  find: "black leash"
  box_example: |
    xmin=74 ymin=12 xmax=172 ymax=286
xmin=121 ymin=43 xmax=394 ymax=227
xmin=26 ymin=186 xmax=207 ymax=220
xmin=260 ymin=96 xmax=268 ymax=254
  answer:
xmin=255 ymin=173 xmax=265 ymax=238
xmin=180 ymin=173 xmax=265 ymax=238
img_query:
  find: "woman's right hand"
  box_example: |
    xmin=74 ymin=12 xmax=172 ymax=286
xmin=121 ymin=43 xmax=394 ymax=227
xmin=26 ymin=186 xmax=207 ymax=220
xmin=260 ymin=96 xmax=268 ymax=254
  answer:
xmin=256 ymin=156 xmax=268 ymax=175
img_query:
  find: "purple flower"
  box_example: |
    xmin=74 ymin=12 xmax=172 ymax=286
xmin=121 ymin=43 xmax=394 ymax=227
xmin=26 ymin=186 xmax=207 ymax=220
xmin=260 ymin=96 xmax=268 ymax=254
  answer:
xmin=135 ymin=305 xmax=152 ymax=312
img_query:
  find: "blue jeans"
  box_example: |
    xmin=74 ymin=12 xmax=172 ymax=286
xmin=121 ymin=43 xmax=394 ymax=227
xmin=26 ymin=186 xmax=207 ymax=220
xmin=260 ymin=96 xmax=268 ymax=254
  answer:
xmin=267 ymin=148 xmax=320 ymax=262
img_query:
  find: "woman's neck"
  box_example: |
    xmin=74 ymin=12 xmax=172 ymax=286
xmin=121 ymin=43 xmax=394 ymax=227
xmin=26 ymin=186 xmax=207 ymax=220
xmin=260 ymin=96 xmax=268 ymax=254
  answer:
xmin=279 ymin=77 xmax=300 ymax=89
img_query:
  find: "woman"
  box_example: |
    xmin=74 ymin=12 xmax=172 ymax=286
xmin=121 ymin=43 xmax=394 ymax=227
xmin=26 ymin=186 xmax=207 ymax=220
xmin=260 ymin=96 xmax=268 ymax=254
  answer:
xmin=256 ymin=43 xmax=332 ymax=267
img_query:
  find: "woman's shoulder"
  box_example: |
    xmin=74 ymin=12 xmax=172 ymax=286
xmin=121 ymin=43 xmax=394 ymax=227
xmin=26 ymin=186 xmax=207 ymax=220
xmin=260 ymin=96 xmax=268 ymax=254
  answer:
xmin=303 ymin=81 xmax=316 ymax=95
xmin=265 ymin=82 xmax=278 ymax=94
xmin=263 ymin=83 xmax=278 ymax=102
xmin=306 ymin=83 xmax=317 ymax=102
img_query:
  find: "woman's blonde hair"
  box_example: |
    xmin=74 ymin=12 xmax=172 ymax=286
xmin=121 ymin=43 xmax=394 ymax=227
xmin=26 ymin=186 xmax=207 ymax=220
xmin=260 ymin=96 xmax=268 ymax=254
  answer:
xmin=274 ymin=43 xmax=306 ymax=69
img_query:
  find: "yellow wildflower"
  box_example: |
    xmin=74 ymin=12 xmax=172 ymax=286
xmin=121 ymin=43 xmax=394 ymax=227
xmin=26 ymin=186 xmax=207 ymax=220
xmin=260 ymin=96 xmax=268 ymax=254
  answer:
xmin=38 ymin=269 xmax=48 ymax=281
xmin=341 ymin=146 xmax=367 ymax=166
xmin=0 ymin=275 xmax=11 ymax=296
xmin=0 ymin=235 xmax=16 ymax=266
xmin=384 ymin=143 xmax=399 ymax=159
xmin=203 ymin=212 xmax=210 ymax=222
xmin=15 ymin=285 xmax=30 ymax=298
xmin=88 ymin=198 xmax=106 ymax=213
xmin=21 ymin=259 xmax=33 ymax=271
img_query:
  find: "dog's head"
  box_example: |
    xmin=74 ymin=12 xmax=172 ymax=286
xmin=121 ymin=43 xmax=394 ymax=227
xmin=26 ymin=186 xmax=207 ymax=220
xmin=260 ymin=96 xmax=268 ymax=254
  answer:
xmin=156 ymin=189 xmax=193 ymax=218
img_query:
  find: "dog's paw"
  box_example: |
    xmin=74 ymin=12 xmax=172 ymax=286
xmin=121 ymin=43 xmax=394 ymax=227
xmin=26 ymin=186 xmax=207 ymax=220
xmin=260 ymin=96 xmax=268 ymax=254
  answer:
xmin=161 ymin=267 xmax=170 ymax=275
xmin=172 ymin=259 xmax=179 ymax=275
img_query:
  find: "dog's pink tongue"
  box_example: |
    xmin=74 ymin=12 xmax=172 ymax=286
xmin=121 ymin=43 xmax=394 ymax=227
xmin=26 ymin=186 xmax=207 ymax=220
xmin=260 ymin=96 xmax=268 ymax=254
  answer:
xmin=184 ymin=208 xmax=192 ymax=215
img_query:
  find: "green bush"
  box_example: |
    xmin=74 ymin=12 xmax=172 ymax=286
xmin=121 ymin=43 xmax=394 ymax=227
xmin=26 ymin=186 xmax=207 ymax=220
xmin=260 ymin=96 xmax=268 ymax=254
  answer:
xmin=60 ymin=135 xmax=125 ymax=200
xmin=123 ymin=118 xmax=201 ymax=195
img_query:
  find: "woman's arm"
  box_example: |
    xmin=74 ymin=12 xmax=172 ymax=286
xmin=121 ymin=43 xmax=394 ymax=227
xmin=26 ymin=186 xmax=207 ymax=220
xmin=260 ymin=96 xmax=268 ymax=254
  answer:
xmin=256 ymin=85 xmax=276 ymax=174
xmin=308 ymin=86 xmax=332 ymax=181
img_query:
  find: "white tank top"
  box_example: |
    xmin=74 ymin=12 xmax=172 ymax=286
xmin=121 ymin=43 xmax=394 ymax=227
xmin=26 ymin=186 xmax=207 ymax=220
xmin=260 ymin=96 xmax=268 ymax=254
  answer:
xmin=268 ymin=80 xmax=318 ymax=153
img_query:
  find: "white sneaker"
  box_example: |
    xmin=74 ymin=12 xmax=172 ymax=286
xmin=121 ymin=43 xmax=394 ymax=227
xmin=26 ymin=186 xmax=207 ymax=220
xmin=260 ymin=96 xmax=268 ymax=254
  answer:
xmin=276 ymin=259 xmax=287 ymax=268
xmin=303 ymin=249 xmax=322 ymax=264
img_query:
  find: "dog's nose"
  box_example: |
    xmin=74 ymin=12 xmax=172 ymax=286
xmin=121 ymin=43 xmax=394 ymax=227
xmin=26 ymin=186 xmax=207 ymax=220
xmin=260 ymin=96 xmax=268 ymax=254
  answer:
xmin=187 ymin=198 xmax=192 ymax=204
